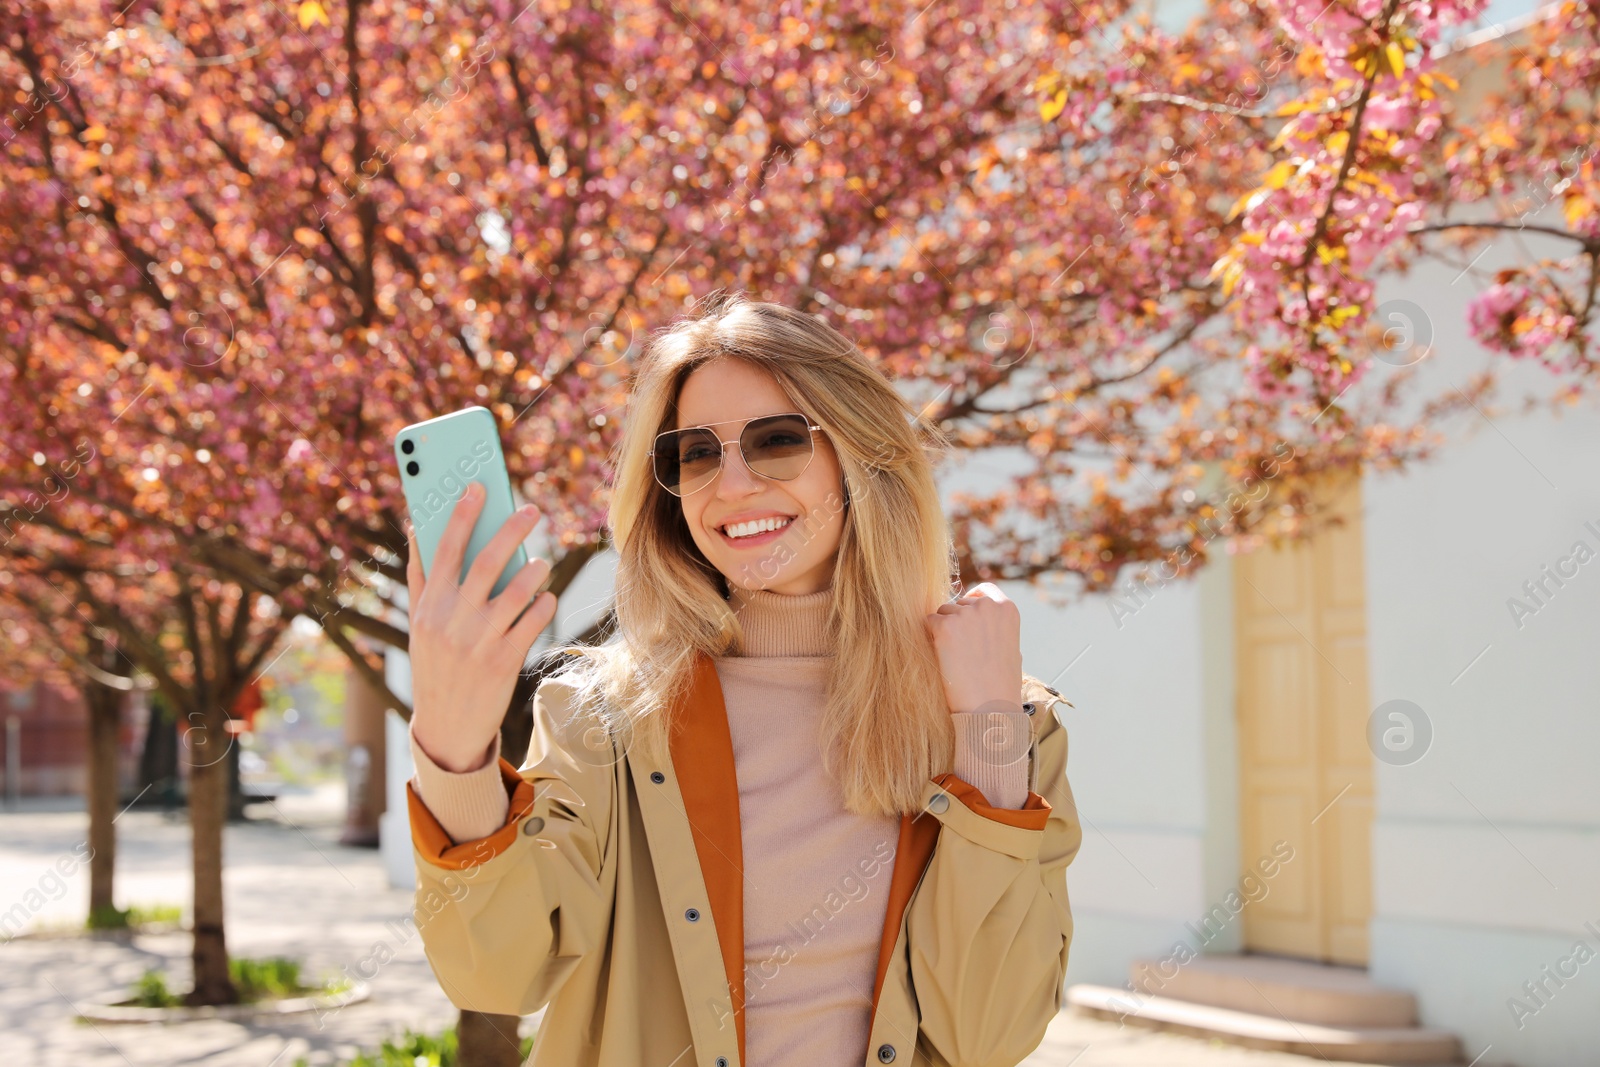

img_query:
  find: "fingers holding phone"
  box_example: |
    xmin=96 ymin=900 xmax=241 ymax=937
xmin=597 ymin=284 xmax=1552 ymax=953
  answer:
xmin=462 ymin=497 xmax=545 ymax=606
xmin=485 ymin=548 xmax=555 ymax=640
xmin=426 ymin=478 xmax=487 ymax=594
xmin=439 ymin=483 xmax=555 ymax=646
xmin=397 ymin=406 xmax=556 ymax=773
xmin=406 ymin=491 xmax=557 ymax=772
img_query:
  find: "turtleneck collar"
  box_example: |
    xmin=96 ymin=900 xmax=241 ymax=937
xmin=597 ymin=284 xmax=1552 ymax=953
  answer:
xmin=725 ymin=582 xmax=835 ymax=657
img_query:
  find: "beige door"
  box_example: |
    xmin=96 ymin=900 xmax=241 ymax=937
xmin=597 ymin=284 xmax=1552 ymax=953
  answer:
xmin=1234 ymin=471 xmax=1373 ymax=965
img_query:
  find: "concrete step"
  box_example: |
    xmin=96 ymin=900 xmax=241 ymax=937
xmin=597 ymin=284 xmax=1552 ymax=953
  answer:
xmin=1128 ymin=953 xmax=1418 ymax=1027
xmin=1066 ymin=984 xmax=1463 ymax=1064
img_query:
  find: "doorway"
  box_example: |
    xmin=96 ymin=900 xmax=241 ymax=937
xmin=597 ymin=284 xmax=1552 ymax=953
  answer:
xmin=1233 ymin=471 xmax=1373 ymax=966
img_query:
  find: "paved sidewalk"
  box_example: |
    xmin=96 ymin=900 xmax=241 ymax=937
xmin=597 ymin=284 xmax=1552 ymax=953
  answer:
xmin=2 ymin=787 xmax=466 ymax=1066
xmin=1 ymin=792 xmax=1358 ymax=1067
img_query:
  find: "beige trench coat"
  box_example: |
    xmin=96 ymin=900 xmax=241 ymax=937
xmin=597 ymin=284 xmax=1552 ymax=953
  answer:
xmin=407 ymin=650 xmax=1083 ymax=1067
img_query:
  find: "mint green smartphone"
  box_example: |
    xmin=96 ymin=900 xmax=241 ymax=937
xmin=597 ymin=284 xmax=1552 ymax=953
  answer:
xmin=394 ymin=405 xmax=529 ymax=599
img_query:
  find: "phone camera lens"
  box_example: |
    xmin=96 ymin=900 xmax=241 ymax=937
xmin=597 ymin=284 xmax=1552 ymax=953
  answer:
xmin=400 ymin=438 xmax=415 ymax=455
xmin=405 ymin=460 xmax=420 ymax=476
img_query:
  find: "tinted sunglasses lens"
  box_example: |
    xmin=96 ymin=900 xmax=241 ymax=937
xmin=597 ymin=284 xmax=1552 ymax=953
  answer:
xmin=653 ymin=414 xmax=815 ymax=496
xmin=654 ymin=427 xmax=720 ymax=497
xmin=742 ymin=414 xmax=814 ymax=479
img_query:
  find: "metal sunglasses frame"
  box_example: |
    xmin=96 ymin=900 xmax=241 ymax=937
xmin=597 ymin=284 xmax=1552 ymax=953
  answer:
xmin=648 ymin=411 xmax=824 ymax=497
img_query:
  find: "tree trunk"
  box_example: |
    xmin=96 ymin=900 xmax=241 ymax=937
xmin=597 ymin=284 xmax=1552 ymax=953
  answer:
xmin=225 ymin=735 xmax=247 ymax=822
xmin=185 ymin=704 xmax=237 ymax=1005
xmin=84 ymin=678 xmax=121 ymax=920
xmin=137 ymin=693 xmax=180 ymax=807
xmin=496 ymin=668 xmax=543 ymax=769
xmin=457 ymin=1009 xmax=523 ymax=1067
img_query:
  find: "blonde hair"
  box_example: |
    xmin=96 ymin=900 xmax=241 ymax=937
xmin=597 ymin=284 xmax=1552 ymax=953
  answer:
xmin=539 ymin=289 xmax=963 ymax=816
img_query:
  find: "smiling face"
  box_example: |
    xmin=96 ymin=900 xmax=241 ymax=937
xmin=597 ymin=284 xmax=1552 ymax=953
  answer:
xmin=671 ymin=358 xmax=847 ymax=596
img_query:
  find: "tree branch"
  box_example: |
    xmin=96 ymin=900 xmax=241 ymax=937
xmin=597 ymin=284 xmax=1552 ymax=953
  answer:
xmin=1409 ymin=219 xmax=1600 ymax=253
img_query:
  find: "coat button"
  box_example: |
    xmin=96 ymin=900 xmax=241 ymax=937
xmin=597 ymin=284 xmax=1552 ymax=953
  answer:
xmin=651 ymin=771 xmax=665 ymax=784
xmin=877 ymin=1044 xmax=896 ymax=1062
xmin=927 ymin=794 xmax=949 ymax=814
xmin=1022 ymin=701 xmax=1036 ymax=716
xmin=715 ymin=1058 xmax=728 ymax=1067
xmin=685 ymin=907 xmax=700 ymax=922
xmin=521 ymin=816 xmax=545 ymax=837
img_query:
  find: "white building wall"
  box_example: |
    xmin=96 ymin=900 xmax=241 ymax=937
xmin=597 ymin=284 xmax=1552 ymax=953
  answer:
xmin=381 ymin=640 xmax=417 ymax=892
xmin=1040 ymin=156 xmax=1600 ymax=1067
xmin=1360 ymin=252 xmax=1600 ymax=1064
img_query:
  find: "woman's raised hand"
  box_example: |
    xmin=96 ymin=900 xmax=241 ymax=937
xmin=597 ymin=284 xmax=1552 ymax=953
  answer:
xmin=924 ymin=583 xmax=1024 ymax=714
xmin=407 ymin=482 xmax=558 ymax=772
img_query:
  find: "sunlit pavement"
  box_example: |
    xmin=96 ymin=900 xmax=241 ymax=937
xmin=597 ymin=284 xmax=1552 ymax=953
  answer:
xmin=1 ymin=790 xmax=1356 ymax=1067
xmin=1024 ymin=1011 xmax=1395 ymax=1067
xmin=1 ymin=786 xmax=465 ymax=1067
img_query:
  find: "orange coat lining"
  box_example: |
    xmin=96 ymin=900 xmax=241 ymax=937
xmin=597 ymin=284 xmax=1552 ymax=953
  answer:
xmin=407 ymin=757 xmax=535 ymax=871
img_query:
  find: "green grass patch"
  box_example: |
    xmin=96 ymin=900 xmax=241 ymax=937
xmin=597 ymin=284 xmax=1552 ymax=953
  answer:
xmin=229 ymin=956 xmax=314 ymax=1000
xmin=295 ymin=1024 xmax=535 ymax=1066
xmin=87 ymin=903 xmax=184 ymax=931
xmin=126 ymin=955 xmax=349 ymax=1008
xmin=131 ymin=969 xmax=181 ymax=1008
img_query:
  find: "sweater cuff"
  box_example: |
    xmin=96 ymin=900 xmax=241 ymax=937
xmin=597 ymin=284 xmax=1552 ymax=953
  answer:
xmin=950 ymin=703 xmax=1033 ymax=810
xmin=408 ymin=725 xmax=512 ymax=845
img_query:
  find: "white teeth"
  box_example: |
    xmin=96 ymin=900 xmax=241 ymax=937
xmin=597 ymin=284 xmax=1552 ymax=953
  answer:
xmin=723 ymin=516 xmax=794 ymax=539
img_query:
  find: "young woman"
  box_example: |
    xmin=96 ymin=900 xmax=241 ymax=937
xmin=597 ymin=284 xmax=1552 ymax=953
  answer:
xmin=404 ymin=291 xmax=1082 ymax=1067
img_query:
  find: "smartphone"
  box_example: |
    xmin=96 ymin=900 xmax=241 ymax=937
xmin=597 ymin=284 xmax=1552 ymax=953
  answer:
xmin=394 ymin=405 xmax=529 ymax=599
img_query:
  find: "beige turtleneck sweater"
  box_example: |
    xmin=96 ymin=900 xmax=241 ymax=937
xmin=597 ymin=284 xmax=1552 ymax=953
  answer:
xmin=409 ymin=583 xmax=1033 ymax=1066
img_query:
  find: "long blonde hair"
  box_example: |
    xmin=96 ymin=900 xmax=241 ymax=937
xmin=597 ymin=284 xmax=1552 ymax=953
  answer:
xmin=539 ymin=289 xmax=962 ymax=817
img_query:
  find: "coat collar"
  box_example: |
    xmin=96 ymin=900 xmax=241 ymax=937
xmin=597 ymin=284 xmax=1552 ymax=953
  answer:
xmin=666 ymin=650 xmax=943 ymax=1067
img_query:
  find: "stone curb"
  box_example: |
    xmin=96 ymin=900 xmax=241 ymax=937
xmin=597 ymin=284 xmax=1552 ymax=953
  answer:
xmin=8 ymin=923 xmax=185 ymax=942
xmin=75 ymin=981 xmax=372 ymax=1024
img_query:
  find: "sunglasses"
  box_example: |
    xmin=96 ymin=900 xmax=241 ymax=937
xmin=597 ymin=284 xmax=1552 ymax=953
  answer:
xmin=649 ymin=412 xmax=823 ymax=498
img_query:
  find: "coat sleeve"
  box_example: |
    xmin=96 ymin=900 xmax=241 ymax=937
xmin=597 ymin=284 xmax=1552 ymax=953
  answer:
xmin=407 ymin=675 xmax=618 ymax=1018
xmin=905 ymin=684 xmax=1082 ymax=1067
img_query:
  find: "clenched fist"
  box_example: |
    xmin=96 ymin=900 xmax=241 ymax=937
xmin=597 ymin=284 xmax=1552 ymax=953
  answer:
xmin=924 ymin=583 xmax=1025 ymax=714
